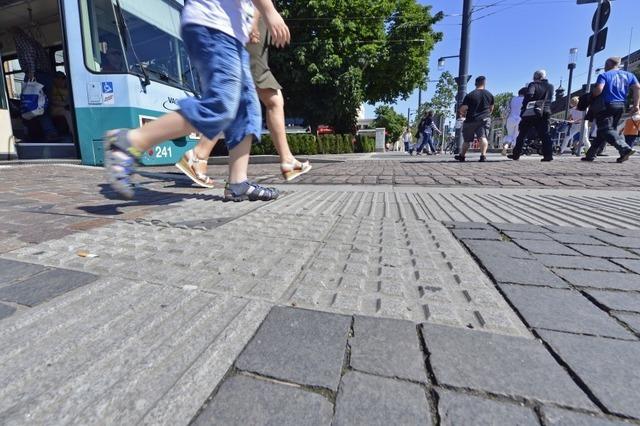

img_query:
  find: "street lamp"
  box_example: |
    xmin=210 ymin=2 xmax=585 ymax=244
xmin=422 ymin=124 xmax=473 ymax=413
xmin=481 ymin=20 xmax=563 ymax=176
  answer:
xmin=437 ymin=55 xmax=460 ymax=71
xmin=564 ymin=48 xmax=578 ymax=120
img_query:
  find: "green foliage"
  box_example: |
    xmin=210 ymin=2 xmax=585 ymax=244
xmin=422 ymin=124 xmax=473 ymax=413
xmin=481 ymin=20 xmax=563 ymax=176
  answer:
xmin=492 ymin=92 xmax=514 ymax=119
xmin=271 ymin=0 xmax=443 ymax=132
xmin=354 ymin=135 xmax=376 ymax=152
xmin=253 ymin=133 xmax=359 ymax=156
xmin=426 ymin=71 xmax=457 ymax=120
xmin=372 ymin=105 xmax=407 ymax=142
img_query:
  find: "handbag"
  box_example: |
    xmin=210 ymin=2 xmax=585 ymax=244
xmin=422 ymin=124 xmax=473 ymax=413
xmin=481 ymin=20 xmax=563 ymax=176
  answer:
xmin=522 ymin=84 xmax=549 ymax=119
xmin=20 ymin=81 xmax=48 ymax=120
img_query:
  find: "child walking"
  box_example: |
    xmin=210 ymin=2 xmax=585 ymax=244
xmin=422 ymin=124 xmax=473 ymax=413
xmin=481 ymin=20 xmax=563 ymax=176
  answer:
xmin=103 ymin=0 xmax=290 ymax=201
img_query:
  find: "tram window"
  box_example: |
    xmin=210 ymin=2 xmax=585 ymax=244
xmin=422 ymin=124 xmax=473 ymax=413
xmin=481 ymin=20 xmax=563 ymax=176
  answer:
xmin=79 ymin=0 xmax=127 ymax=73
xmin=54 ymin=49 xmax=65 ymax=73
xmin=2 ymin=59 xmax=25 ymax=101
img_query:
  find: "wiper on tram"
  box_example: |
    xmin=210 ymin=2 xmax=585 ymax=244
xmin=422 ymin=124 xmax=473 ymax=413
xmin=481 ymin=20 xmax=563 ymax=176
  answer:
xmin=114 ymin=0 xmax=151 ymax=92
xmin=144 ymin=65 xmax=184 ymax=87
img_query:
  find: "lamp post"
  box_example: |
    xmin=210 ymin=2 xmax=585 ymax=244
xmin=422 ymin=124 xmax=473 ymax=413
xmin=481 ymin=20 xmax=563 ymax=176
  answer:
xmin=564 ymin=48 xmax=578 ymax=120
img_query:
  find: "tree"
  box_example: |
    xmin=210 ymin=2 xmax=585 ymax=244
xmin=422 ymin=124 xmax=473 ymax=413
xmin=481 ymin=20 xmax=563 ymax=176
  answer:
xmin=427 ymin=71 xmax=457 ymax=121
xmin=372 ymin=105 xmax=407 ymax=142
xmin=492 ymin=92 xmax=514 ymax=119
xmin=271 ymin=0 xmax=443 ymax=132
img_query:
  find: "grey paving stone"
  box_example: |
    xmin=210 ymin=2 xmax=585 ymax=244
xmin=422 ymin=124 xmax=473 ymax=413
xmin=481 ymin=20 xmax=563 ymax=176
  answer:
xmin=0 ymin=302 xmax=17 ymax=320
xmin=0 ymin=268 xmax=98 ymax=307
xmin=613 ymin=313 xmax=640 ymax=334
xmin=422 ymin=324 xmax=595 ymax=409
xmin=452 ymin=229 xmax=502 ymax=241
xmin=350 ymin=316 xmax=427 ymax=383
xmin=499 ymin=285 xmax=634 ymax=339
xmin=539 ymin=330 xmax=640 ymax=419
xmin=437 ymin=389 xmax=539 ymax=426
xmin=492 ymin=223 xmax=547 ymax=233
xmin=0 ymin=258 xmax=47 ymax=285
xmin=333 ymin=372 xmax=432 ymax=426
xmin=479 ymin=256 xmax=568 ymax=288
xmin=553 ymin=270 xmax=640 ymax=291
xmin=503 ymin=231 xmax=552 ymax=241
xmin=192 ymin=375 xmax=333 ymax=426
xmin=543 ymin=406 xmax=632 ymax=426
xmin=514 ymin=240 xmax=579 ymax=256
xmin=534 ymin=254 xmax=623 ymax=272
xmin=462 ymin=240 xmax=534 ymax=259
xmin=585 ymin=290 xmax=640 ymax=313
xmin=548 ymin=233 xmax=607 ymax=246
xmin=611 ymin=258 xmax=640 ymax=274
xmin=569 ymin=244 xmax=638 ymax=259
xmin=593 ymin=235 xmax=640 ymax=249
xmin=235 ymin=307 xmax=350 ymax=391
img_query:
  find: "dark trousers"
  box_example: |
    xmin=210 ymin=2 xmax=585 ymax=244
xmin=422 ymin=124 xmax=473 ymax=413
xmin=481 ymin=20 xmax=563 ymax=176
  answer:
xmin=585 ymin=102 xmax=631 ymax=159
xmin=513 ymin=116 xmax=553 ymax=159
xmin=417 ymin=132 xmax=436 ymax=153
xmin=33 ymin=70 xmax=58 ymax=138
xmin=625 ymin=135 xmax=638 ymax=149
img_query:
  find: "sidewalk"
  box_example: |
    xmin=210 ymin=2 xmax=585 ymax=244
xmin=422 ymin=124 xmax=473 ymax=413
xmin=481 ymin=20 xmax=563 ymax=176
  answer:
xmin=0 ymin=153 xmax=638 ymax=425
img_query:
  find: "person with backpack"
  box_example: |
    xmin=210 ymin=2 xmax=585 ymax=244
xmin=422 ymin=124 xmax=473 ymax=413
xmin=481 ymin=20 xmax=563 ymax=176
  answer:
xmin=582 ymin=57 xmax=639 ymax=163
xmin=508 ymin=70 xmax=555 ymax=162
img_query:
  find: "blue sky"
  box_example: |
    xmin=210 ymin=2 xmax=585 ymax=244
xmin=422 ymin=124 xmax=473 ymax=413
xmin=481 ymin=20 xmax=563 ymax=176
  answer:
xmin=365 ymin=0 xmax=638 ymax=120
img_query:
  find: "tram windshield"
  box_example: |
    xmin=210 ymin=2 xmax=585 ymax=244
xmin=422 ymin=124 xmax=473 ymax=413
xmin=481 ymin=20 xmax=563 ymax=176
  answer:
xmin=79 ymin=0 xmax=198 ymax=93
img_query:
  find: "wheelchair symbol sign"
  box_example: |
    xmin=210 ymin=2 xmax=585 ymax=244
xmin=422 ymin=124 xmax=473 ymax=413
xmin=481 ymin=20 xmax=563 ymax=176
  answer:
xmin=101 ymin=82 xmax=115 ymax=104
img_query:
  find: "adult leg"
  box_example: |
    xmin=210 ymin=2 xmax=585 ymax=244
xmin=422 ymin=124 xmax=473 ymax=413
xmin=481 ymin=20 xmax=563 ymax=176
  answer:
xmin=534 ymin=117 xmax=553 ymax=160
xmin=598 ymin=104 xmax=631 ymax=156
xmin=510 ymin=119 xmax=534 ymax=159
xmin=257 ymin=87 xmax=293 ymax=163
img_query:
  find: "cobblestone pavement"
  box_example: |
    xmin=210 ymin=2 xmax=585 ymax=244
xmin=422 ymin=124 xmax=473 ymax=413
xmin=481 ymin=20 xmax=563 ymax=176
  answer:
xmin=0 ymin=155 xmax=639 ymax=424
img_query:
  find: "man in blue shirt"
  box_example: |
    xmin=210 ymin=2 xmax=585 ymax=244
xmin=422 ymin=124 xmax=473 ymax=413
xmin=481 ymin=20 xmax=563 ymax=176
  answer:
xmin=583 ymin=57 xmax=640 ymax=163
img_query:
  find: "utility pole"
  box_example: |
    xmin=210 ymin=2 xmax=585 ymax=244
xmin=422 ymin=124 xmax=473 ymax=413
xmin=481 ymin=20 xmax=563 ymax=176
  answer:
xmin=454 ymin=0 xmax=473 ymax=153
xmin=457 ymin=0 xmax=472 ymax=112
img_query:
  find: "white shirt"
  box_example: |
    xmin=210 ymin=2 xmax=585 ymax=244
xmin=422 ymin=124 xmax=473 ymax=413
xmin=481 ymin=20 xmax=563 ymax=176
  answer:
xmin=182 ymin=0 xmax=255 ymax=44
xmin=569 ymin=107 xmax=585 ymax=124
xmin=508 ymin=96 xmax=524 ymax=120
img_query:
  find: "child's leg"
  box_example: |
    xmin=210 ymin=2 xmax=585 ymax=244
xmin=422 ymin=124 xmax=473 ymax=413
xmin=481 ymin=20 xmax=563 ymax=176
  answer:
xmin=127 ymin=112 xmax=196 ymax=152
xmin=228 ymin=135 xmax=252 ymax=183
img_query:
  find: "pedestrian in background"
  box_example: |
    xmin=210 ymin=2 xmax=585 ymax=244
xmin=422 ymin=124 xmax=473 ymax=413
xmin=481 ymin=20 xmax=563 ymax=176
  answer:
xmin=502 ymin=87 xmax=526 ymax=155
xmin=509 ymin=70 xmax=554 ymax=162
xmin=560 ymin=96 xmax=589 ymax=155
xmin=415 ymin=111 xmax=441 ymax=155
xmin=583 ymin=57 xmax=639 ymax=163
xmin=456 ymin=76 xmax=494 ymax=162
xmin=619 ymin=114 xmax=640 ymax=149
xmin=402 ymin=128 xmax=413 ymax=153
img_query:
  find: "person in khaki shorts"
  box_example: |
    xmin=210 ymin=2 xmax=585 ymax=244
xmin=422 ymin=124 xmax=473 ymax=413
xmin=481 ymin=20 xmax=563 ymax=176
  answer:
xmin=176 ymin=11 xmax=311 ymax=187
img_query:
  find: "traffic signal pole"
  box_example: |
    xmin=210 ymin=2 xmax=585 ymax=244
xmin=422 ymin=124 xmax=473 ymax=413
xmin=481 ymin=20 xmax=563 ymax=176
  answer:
xmin=581 ymin=0 xmax=604 ymax=147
